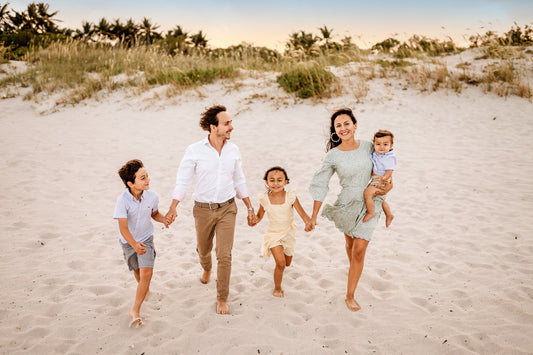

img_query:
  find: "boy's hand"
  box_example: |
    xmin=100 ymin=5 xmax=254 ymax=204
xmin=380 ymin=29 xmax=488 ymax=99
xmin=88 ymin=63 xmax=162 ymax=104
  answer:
xmin=165 ymin=209 xmax=177 ymax=225
xmin=134 ymin=242 xmax=147 ymax=255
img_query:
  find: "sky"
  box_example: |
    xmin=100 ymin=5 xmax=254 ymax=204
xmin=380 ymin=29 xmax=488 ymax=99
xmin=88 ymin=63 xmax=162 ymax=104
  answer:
xmin=5 ymin=0 xmax=533 ymax=49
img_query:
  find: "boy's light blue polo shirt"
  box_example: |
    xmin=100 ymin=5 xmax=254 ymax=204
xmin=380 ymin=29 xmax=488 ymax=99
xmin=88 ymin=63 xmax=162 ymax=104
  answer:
xmin=113 ymin=189 xmax=159 ymax=244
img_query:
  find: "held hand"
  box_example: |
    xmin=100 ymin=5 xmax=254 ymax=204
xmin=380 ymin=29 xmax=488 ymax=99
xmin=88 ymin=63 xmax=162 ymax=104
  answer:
xmin=165 ymin=209 xmax=177 ymax=225
xmin=134 ymin=242 xmax=147 ymax=255
xmin=305 ymin=218 xmax=317 ymax=232
xmin=247 ymin=212 xmax=258 ymax=227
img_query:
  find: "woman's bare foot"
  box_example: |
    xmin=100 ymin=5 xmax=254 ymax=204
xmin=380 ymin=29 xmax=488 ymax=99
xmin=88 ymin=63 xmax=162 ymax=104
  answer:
xmin=385 ymin=214 xmax=394 ymax=228
xmin=273 ymin=289 xmax=284 ymax=298
xmin=216 ymin=301 xmax=229 ymax=315
xmin=362 ymin=212 xmax=375 ymax=223
xmin=201 ymin=270 xmax=211 ymax=284
xmin=345 ymin=298 xmax=361 ymax=312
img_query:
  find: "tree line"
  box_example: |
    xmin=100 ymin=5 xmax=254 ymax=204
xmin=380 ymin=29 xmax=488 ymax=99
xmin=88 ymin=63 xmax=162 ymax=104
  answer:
xmin=1 ymin=2 xmax=531 ymax=61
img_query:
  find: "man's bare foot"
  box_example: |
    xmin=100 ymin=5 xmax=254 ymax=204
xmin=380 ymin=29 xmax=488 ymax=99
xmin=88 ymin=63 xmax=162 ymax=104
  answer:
xmin=345 ymin=298 xmax=361 ymax=312
xmin=273 ymin=289 xmax=284 ymax=298
xmin=201 ymin=270 xmax=211 ymax=284
xmin=385 ymin=214 xmax=394 ymax=228
xmin=363 ymin=212 xmax=375 ymax=223
xmin=216 ymin=301 xmax=229 ymax=315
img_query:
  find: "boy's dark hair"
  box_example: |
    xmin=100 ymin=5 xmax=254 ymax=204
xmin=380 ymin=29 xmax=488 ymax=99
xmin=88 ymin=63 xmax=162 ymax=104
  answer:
xmin=199 ymin=105 xmax=227 ymax=131
xmin=118 ymin=159 xmax=144 ymax=190
xmin=263 ymin=166 xmax=290 ymax=183
xmin=374 ymin=130 xmax=394 ymax=145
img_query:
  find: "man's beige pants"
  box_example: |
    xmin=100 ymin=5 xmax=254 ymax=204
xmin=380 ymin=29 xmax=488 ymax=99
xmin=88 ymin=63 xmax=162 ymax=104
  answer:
xmin=193 ymin=201 xmax=237 ymax=302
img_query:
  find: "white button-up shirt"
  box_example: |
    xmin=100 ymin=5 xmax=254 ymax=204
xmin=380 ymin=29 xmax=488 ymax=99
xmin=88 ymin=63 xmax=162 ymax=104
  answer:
xmin=172 ymin=136 xmax=249 ymax=203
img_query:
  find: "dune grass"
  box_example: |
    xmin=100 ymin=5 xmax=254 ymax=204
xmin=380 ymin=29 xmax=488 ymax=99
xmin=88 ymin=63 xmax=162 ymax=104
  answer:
xmin=0 ymin=38 xmax=531 ymax=105
xmin=277 ymin=64 xmax=337 ymax=99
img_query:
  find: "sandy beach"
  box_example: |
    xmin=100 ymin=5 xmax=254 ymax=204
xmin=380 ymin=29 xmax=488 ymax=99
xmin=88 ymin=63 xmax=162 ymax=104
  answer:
xmin=1 ymin=51 xmax=533 ymax=354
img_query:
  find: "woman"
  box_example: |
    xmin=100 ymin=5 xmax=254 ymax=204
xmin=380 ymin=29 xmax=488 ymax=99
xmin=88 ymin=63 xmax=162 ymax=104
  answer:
xmin=306 ymin=108 xmax=391 ymax=312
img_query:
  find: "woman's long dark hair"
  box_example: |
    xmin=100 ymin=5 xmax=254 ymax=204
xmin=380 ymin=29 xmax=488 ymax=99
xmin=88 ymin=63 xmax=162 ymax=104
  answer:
xmin=326 ymin=108 xmax=357 ymax=151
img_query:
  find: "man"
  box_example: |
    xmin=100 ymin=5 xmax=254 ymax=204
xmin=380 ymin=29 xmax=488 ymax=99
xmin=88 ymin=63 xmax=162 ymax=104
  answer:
xmin=166 ymin=105 xmax=256 ymax=315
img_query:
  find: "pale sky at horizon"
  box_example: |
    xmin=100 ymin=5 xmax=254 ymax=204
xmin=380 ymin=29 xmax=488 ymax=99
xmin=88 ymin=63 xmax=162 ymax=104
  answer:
xmin=5 ymin=0 xmax=533 ymax=49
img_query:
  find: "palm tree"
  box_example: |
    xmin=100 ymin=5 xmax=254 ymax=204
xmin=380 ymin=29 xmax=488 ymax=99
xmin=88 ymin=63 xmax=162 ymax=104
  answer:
xmin=190 ymin=30 xmax=207 ymax=48
xmin=168 ymin=25 xmax=187 ymax=38
xmin=319 ymin=25 xmax=333 ymax=48
xmin=74 ymin=21 xmax=94 ymax=42
xmin=163 ymin=25 xmax=189 ymax=54
xmin=139 ymin=17 xmax=161 ymax=45
xmin=7 ymin=2 xmax=59 ymax=34
xmin=0 ymin=2 xmax=10 ymax=33
xmin=95 ymin=17 xmax=113 ymax=41
xmin=122 ymin=18 xmax=139 ymax=47
xmin=111 ymin=18 xmax=139 ymax=47
xmin=35 ymin=2 xmax=59 ymax=33
xmin=287 ymin=30 xmax=318 ymax=55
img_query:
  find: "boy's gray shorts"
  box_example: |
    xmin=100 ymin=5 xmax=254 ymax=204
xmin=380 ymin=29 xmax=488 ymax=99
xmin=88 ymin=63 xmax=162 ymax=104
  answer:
xmin=120 ymin=236 xmax=156 ymax=271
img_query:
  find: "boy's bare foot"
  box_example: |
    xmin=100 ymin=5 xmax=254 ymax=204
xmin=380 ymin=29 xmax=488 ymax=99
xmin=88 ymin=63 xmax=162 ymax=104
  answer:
xmin=129 ymin=311 xmax=143 ymax=327
xmin=216 ymin=301 xmax=229 ymax=315
xmin=273 ymin=289 xmax=284 ymax=298
xmin=345 ymin=298 xmax=361 ymax=312
xmin=386 ymin=214 xmax=395 ymax=228
xmin=363 ymin=212 xmax=375 ymax=223
xmin=200 ymin=270 xmax=211 ymax=284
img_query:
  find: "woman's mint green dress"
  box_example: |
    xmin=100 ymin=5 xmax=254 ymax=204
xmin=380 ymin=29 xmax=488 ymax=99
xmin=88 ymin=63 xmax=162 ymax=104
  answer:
xmin=309 ymin=140 xmax=384 ymax=241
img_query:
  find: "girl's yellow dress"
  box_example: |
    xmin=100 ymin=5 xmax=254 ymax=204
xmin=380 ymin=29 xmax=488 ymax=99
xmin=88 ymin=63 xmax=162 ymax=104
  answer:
xmin=258 ymin=189 xmax=297 ymax=257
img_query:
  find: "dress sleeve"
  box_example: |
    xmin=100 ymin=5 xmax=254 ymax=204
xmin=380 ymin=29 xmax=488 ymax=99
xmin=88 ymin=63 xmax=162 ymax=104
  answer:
xmin=287 ymin=189 xmax=297 ymax=205
xmin=258 ymin=193 xmax=268 ymax=209
xmin=309 ymin=152 xmax=335 ymax=202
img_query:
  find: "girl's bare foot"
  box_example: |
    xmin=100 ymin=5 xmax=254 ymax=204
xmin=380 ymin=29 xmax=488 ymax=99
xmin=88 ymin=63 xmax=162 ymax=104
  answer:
xmin=216 ymin=301 xmax=229 ymax=315
xmin=201 ymin=270 xmax=211 ymax=284
xmin=363 ymin=212 xmax=375 ymax=223
xmin=273 ymin=289 xmax=284 ymax=298
xmin=385 ymin=214 xmax=394 ymax=228
xmin=345 ymin=298 xmax=361 ymax=312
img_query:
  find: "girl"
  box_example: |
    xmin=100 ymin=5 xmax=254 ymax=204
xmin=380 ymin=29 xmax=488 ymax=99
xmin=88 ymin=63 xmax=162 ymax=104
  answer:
xmin=249 ymin=166 xmax=310 ymax=297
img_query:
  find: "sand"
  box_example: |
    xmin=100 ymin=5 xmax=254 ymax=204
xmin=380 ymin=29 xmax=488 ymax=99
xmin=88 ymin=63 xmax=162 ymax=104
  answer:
xmin=1 ymin=52 xmax=533 ymax=354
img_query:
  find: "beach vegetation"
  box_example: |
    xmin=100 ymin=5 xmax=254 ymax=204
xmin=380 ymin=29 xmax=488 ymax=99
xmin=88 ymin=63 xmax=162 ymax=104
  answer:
xmin=277 ymin=65 xmax=336 ymax=99
xmin=0 ymin=2 xmax=531 ymax=103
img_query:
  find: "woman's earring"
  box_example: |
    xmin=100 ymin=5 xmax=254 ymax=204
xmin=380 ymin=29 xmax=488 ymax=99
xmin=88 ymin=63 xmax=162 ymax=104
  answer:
xmin=330 ymin=132 xmax=340 ymax=143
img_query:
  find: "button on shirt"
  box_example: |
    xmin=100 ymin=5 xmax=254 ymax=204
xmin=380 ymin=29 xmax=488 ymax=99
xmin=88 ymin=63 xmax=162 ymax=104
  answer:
xmin=113 ymin=189 xmax=159 ymax=244
xmin=172 ymin=136 xmax=249 ymax=203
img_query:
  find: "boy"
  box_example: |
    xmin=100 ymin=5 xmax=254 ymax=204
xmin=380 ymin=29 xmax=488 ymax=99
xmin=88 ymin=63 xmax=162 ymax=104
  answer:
xmin=362 ymin=130 xmax=396 ymax=227
xmin=113 ymin=159 xmax=169 ymax=328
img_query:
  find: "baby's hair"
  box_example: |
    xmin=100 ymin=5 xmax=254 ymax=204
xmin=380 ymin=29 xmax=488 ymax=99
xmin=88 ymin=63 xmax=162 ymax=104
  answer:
xmin=374 ymin=130 xmax=394 ymax=145
xmin=118 ymin=159 xmax=144 ymax=190
xmin=263 ymin=166 xmax=290 ymax=183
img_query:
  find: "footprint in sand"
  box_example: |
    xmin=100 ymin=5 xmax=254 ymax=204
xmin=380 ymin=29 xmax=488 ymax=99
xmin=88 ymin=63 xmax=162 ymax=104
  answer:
xmin=409 ymin=296 xmax=439 ymax=313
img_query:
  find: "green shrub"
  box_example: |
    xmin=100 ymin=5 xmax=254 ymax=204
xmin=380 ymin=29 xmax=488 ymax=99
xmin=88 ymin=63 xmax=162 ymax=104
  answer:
xmin=146 ymin=66 xmax=236 ymax=86
xmin=277 ymin=65 xmax=336 ymax=98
